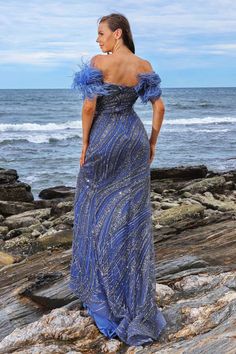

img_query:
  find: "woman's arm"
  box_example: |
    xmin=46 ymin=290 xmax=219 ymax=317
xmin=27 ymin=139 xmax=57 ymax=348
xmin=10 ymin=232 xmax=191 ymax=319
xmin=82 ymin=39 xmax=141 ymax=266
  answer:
xmin=80 ymin=99 xmax=97 ymax=166
xmin=81 ymin=54 xmax=102 ymax=144
xmin=141 ymin=60 xmax=165 ymax=146
xmin=81 ymin=98 xmax=97 ymax=144
xmin=148 ymin=97 xmax=165 ymax=164
xmin=150 ymin=97 xmax=165 ymax=146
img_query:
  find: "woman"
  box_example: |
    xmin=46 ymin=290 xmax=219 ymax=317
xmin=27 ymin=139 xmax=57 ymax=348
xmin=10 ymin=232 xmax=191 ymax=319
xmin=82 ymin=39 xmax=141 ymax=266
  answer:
xmin=69 ymin=12 xmax=167 ymax=346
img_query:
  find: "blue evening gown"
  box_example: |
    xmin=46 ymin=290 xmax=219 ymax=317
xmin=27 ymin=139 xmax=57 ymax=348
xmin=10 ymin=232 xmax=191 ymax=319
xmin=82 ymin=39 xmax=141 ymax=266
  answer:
xmin=69 ymin=57 xmax=167 ymax=346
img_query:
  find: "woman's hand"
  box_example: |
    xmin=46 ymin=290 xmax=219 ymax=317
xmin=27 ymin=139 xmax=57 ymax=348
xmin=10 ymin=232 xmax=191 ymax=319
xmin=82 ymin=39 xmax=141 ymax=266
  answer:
xmin=149 ymin=142 xmax=156 ymax=165
xmin=80 ymin=142 xmax=89 ymax=167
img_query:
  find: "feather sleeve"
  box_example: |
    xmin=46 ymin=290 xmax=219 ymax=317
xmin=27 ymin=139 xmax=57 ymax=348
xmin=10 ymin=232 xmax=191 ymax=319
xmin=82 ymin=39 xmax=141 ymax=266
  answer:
xmin=71 ymin=58 xmax=109 ymax=101
xmin=135 ymin=71 xmax=162 ymax=104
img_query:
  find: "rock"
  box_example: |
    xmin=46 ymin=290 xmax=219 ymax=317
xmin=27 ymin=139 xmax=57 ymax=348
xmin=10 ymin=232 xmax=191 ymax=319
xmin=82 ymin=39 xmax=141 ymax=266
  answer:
xmin=155 ymin=219 xmax=236 ymax=280
xmin=0 ymin=249 xmax=77 ymax=341
xmin=0 ymin=226 xmax=8 ymax=238
xmin=51 ymin=210 xmax=74 ymax=227
xmin=0 ymin=251 xmax=15 ymax=266
xmin=3 ymin=216 xmax=37 ymax=231
xmin=181 ymin=191 xmax=193 ymax=198
xmin=214 ymin=192 xmax=234 ymax=201
xmin=156 ymin=283 xmax=175 ymax=303
xmin=33 ymin=196 xmax=73 ymax=210
xmin=41 ymin=220 xmax=54 ymax=228
xmin=3 ymin=223 xmax=47 ymax=241
xmin=151 ymin=201 xmax=161 ymax=210
xmin=180 ymin=199 xmax=202 ymax=206
xmin=14 ymin=208 xmax=51 ymax=220
xmin=2 ymin=208 xmax=51 ymax=230
xmin=151 ymin=165 xmax=208 ymax=180
xmin=151 ymin=174 xmax=224 ymax=195
xmin=224 ymin=181 xmax=235 ymax=190
xmin=0 ymin=216 xmax=235 ymax=352
xmin=151 ymin=192 xmax=163 ymax=202
xmin=3 ymin=234 xmax=37 ymax=256
xmin=137 ymin=272 xmax=236 ymax=354
xmin=164 ymin=189 xmax=176 ymax=194
xmin=54 ymin=223 xmax=73 ymax=231
xmin=38 ymin=229 xmax=72 ymax=249
xmin=0 ymin=182 xmax=34 ymax=202
xmin=17 ymin=271 xmax=70 ymax=309
xmin=4 ymin=228 xmax=22 ymax=241
xmin=222 ymin=172 xmax=236 ymax=183
xmin=161 ymin=202 xmax=180 ymax=210
xmin=0 ymin=200 xmax=35 ymax=217
xmin=191 ymin=193 xmax=236 ymax=212
xmin=0 ymin=168 xmax=34 ymax=202
xmin=28 ymin=222 xmax=47 ymax=233
xmin=153 ymin=204 xmax=205 ymax=227
xmin=180 ymin=176 xmax=226 ymax=194
xmin=2 ymin=228 xmax=72 ymax=256
xmin=201 ymin=209 xmax=234 ymax=226
xmin=156 ymin=255 xmax=210 ymax=280
xmin=38 ymin=186 xmax=75 ymax=200
xmin=173 ymin=273 xmax=227 ymax=294
xmin=0 ymin=168 xmax=18 ymax=184
xmin=31 ymin=229 xmax=42 ymax=238
xmin=50 ymin=200 xmax=74 ymax=217
xmin=0 ymin=307 xmax=123 ymax=354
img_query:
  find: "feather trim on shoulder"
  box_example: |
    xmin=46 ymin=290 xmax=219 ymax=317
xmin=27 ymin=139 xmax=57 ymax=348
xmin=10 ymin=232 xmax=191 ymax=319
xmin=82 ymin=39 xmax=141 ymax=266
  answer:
xmin=135 ymin=71 xmax=162 ymax=104
xmin=71 ymin=58 xmax=109 ymax=100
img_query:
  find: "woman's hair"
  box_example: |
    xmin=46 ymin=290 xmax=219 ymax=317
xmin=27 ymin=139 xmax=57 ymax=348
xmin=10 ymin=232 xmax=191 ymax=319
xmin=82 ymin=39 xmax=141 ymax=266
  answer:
xmin=97 ymin=13 xmax=135 ymax=54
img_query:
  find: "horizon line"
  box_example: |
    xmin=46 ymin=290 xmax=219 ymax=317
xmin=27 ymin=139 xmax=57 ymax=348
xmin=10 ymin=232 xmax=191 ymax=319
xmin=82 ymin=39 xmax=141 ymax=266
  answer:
xmin=0 ymin=86 xmax=235 ymax=90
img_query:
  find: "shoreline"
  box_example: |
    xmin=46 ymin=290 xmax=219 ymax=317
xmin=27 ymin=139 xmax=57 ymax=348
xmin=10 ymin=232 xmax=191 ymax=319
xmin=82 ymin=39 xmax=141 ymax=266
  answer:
xmin=0 ymin=163 xmax=236 ymax=352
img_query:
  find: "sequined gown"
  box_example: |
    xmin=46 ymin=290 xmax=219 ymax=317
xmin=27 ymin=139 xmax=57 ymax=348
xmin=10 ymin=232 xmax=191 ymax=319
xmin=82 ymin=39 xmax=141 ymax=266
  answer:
xmin=69 ymin=58 xmax=167 ymax=346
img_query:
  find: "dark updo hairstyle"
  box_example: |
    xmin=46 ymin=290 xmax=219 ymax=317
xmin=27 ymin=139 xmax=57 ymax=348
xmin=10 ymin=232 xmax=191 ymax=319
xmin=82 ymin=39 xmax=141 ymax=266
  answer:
xmin=97 ymin=13 xmax=135 ymax=54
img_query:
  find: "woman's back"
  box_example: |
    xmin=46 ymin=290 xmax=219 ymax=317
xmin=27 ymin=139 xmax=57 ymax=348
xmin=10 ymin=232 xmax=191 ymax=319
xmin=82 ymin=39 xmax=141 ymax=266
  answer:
xmin=93 ymin=53 xmax=152 ymax=87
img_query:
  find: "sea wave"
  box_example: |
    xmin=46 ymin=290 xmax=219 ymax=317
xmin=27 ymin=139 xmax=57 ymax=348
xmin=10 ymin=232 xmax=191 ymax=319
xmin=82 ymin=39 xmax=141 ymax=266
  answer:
xmin=143 ymin=116 xmax=236 ymax=125
xmin=1 ymin=116 xmax=236 ymax=132
xmin=0 ymin=120 xmax=82 ymax=132
xmin=171 ymin=103 xmax=218 ymax=109
xmin=164 ymin=128 xmax=229 ymax=133
xmin=0 ymin=134 xmax=81 ymax=144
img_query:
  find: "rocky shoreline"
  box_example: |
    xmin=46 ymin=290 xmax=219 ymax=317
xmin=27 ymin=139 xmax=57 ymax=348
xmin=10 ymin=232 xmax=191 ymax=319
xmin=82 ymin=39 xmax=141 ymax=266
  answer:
xmin=0 ymin=164 xmax=236 ymax=353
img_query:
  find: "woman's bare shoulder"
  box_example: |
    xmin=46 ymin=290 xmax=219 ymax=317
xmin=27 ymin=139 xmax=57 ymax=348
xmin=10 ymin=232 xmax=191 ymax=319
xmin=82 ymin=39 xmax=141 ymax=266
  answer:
xmin=90 ymin=53 xmax=154 ymax=74
xmin=90 ymin=54 xmax=104 ymax=67
xmin=135 ymin=55 xmax=154 ymax=72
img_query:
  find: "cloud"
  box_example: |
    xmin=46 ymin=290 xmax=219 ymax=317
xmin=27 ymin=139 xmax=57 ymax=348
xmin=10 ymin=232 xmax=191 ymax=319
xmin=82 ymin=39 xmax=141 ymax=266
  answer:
xmin=0 ymin=0 xmax=235 ymax=71
xmin=202 ymin=43 xmax=236 ymax=54
xmin=0 ymin=50 xmax=89 ymax=66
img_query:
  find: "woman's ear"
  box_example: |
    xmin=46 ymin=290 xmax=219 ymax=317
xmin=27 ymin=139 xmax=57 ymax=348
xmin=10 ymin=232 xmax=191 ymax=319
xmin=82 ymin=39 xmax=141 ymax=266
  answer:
xmin=114 ymin=28 xmax=122 ymax=40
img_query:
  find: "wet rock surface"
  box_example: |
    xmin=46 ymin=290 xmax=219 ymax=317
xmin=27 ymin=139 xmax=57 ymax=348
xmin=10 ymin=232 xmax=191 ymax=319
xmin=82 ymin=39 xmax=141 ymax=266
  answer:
xmin=0 ymin=164 xmax=236 ymax=353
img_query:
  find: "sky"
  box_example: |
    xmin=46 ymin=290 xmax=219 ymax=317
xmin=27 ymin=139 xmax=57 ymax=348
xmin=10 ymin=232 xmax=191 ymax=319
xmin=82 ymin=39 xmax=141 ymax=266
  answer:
xmin=0 ymin=0 xmax=235 ymax=88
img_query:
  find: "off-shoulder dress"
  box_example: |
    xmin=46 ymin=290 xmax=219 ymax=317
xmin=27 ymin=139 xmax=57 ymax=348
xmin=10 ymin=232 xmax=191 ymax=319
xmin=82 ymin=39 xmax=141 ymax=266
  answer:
xmin=69 ymin=57 xmax=167 ymax=346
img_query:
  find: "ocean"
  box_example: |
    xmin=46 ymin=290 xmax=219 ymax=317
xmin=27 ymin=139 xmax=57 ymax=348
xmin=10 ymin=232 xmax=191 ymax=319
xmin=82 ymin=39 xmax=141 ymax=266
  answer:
xmin=0 ymin=87 xmax=235 ymax=200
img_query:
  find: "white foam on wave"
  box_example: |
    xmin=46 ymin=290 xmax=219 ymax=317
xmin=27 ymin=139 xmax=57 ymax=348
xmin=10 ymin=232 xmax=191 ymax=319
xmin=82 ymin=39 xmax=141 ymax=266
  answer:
xmin=0 ymin=120 xmax=82 ymax=132
xmin=143 ymin=116 xmax=236 ymax=125
xmin=0 ymin=133 xmax=81 ymax=144
xmin=1 ymin=116 xmax=235 ymax=132
xmin=164 ymin=128 xmax=229 ymax=133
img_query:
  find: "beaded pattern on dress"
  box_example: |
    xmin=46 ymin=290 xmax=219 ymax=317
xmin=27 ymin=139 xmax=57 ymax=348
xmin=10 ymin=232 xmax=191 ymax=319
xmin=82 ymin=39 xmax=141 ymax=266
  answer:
xmin=69 ymin=57 xmax=167 ymax=346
